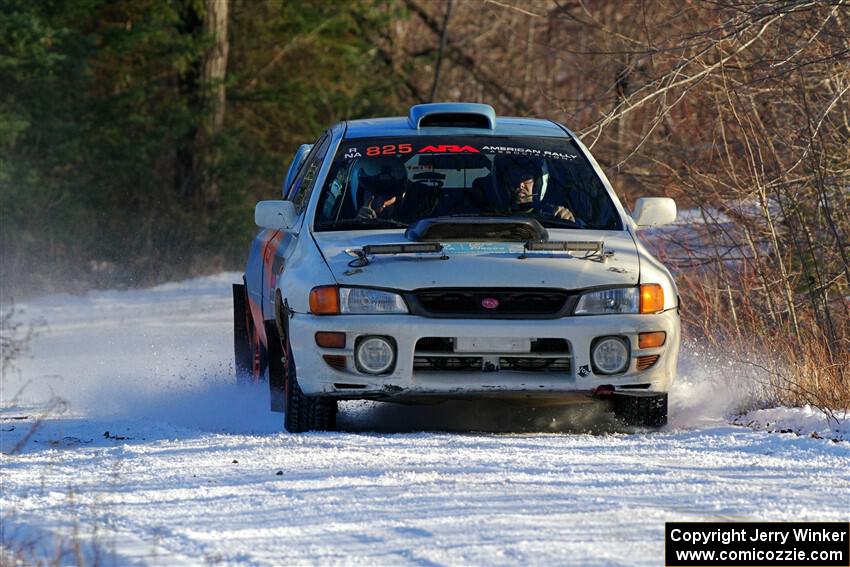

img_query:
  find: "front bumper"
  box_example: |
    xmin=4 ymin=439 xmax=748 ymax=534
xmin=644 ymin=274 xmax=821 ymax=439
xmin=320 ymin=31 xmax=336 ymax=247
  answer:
xmin=289 ymin=309 xmax=680 ymax=401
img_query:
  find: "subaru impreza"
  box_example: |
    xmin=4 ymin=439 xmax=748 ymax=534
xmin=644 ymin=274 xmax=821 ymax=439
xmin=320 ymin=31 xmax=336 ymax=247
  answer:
xmin=234 ymin=103 xmax=679 ymax=432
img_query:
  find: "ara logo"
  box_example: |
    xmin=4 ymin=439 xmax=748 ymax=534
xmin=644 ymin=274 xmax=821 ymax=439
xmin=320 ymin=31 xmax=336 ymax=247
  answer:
xmin=481 ymin=297 xmax=499 ymax=309
xmin=344 ymin=147 xmax=362 ymax=158
xmin=418 ymin=145 xmax=480 ymax=153
xmin=578 ymin=365 xmax=591 ymax=377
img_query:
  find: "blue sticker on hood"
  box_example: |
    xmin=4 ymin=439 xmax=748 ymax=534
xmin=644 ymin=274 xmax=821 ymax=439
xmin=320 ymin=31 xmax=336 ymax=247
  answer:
xmin=443 ymin=243 xmax=525 ymax=255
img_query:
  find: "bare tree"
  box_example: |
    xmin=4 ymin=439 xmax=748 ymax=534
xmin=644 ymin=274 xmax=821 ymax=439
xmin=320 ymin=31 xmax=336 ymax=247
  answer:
xmin=387 ymin=0 xmax=850 ymax=409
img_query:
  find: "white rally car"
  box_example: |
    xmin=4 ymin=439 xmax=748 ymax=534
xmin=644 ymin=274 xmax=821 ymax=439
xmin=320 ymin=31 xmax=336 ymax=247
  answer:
xmin=234 ymin=103 xmax=679 ymax=432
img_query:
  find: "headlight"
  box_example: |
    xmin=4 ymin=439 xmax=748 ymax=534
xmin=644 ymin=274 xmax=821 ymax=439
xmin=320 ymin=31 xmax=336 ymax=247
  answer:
xmin=574 ymin=284 xmax=665 ymax=315
xmin=575 ymin=287 xmax=639 ymax=315
xmin=341 ymin=288 xmax=408 ymax=314
xmin=310 ymin=286 xmax=408 ymax=314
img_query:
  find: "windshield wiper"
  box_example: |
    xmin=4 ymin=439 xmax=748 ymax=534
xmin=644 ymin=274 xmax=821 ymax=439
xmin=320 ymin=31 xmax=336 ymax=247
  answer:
xmin=542 ymin=218 xmax=617 ymax=230
xmin=442 ymin=212 xmax=513 ymax=217
xmin=444 ymin=213 xmax=589 ymax=230
xmin=540 ymin=218 xmax=582 ymax=229
xmin=317 ymin=218 xmax=408 ymax=231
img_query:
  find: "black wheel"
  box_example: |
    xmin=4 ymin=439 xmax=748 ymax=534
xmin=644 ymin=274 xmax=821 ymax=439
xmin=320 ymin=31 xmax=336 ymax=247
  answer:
xmin=233 ymin=283 xmax=255 ymax=383
xmin=272 ymin=317 xmax=337 ymax=433
xmin=266 ymin=320 xmax=285 ymax=412
xmin=283 ymin=368 xmax=337 ymax=433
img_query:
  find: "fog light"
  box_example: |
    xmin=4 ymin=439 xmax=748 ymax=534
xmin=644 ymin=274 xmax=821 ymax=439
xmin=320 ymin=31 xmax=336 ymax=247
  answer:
xmin=355 ymin=336 xmax=395 ymax=375
xmin=591 ymin=337 xmax=629 ymax=375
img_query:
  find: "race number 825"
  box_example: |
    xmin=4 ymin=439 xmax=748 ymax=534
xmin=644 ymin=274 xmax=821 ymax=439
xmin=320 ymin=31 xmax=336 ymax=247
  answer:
xmin=366 ymin=144 xmax=413 ymax=156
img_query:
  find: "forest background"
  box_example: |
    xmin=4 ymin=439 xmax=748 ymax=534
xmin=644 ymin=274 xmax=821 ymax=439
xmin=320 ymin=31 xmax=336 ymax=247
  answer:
xmin=1 ymin=0 xmax=848 ymax=408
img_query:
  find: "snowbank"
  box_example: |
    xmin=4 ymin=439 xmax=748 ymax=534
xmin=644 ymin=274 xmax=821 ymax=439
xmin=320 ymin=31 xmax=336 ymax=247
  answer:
xmin=734 ymin=406 xmax=849 ymax=443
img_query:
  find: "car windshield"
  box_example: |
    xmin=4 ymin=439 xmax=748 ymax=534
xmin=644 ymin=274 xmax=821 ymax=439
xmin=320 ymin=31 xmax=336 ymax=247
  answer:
xmin=314 ymin=136 xmax=622 ymax=231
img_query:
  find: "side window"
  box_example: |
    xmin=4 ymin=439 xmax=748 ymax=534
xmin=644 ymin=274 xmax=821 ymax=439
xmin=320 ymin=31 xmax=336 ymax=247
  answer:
xmin=288 ymin=133 xmax=331 ymax=213
xmin=317 ymin=160 xmax=354 ymax=221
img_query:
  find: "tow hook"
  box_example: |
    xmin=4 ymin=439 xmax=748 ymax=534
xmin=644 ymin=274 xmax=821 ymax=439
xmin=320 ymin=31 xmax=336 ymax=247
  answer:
xmin=592 ymin=384 xmax=616 ymax=398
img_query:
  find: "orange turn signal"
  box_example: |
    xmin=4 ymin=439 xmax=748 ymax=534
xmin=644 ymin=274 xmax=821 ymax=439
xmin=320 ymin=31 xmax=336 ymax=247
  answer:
xmin=639 ymin=284 xmax=664 ymax=314
xmin=638 ymin=331 xmax=666 ymax=349
xmin=315 ymin=332 xmax=346 ymax=348
xmin=310 ymin=286 xmax=340 ymax=315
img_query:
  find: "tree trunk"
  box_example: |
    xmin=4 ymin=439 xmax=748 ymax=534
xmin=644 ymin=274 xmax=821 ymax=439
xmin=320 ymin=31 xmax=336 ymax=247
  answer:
xmin=198 ymin=0 xmax=229 ymax=211
xmin=429 ymin=0 xmax=452 ymax=102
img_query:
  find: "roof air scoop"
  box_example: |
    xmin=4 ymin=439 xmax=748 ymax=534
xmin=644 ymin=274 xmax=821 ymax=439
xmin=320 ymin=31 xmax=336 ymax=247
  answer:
xmin=408 ymin=103 xmax=496 ymax=130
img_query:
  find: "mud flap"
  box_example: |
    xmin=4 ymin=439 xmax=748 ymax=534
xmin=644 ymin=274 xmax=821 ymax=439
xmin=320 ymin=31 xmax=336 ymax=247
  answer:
xmin=612 ymin=390 xmax=668 ymax=427
xmin=233 ymin=283 xmax=252 ymax=380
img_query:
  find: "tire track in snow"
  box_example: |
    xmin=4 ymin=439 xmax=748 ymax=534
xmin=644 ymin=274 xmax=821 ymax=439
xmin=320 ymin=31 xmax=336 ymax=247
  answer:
xmin=2 ymin=273 xmax=847 ymax=565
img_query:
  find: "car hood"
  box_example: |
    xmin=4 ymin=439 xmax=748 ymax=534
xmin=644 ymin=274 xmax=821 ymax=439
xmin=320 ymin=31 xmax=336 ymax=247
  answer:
xmin=312 ymin=230 xmax=640 ymax=291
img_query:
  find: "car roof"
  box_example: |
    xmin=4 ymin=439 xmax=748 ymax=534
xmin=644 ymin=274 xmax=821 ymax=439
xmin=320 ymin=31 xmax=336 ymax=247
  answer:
xmin=341 ymin=103 xmax=571 ymax=139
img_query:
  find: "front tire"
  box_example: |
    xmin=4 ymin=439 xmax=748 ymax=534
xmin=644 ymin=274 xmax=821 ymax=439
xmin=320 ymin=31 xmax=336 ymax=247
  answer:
xmin=281 ymin=340 xmax=337 ymax=433
xmin=283 ymin=362 xmax=338 ymax=433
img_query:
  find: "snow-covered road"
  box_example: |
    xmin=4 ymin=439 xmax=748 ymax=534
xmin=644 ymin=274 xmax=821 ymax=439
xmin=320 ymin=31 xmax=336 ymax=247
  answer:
xmin=2 ymin=274 xmax=848 ymax=566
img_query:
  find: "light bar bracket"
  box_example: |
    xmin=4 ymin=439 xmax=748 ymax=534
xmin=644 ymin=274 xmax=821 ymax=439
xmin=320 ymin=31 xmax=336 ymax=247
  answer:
xmin=345 ymin=243 xmax=448 ymax=267
xmin=520 ymin=240 xmax=612 ymax=262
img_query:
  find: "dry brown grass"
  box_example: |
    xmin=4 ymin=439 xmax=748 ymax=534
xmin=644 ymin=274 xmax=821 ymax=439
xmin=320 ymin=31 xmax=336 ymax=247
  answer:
xmin=675 ymin=267 xmax=850 ymax=414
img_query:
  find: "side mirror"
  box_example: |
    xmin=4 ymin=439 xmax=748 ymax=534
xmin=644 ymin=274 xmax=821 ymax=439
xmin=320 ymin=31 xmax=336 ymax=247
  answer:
xmin=631 ymin=197 xmax=677 ymax=229
xmin=255 ymin=200 xmax=299 ymax=233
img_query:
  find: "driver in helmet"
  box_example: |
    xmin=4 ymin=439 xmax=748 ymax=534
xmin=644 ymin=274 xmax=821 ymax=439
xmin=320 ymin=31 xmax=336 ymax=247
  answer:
xmin=354 ymin=157 xmax=407 ymax=220
xmin=504 ymin=158 xmax=575 ymax=221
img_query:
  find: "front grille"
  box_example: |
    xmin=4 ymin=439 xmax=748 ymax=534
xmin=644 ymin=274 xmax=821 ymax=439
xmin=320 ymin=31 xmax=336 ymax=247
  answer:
xmin=413 ymin=356 xmax=483 ymax=372
xmin=410 ymin=288 xmax=570 ymax=318
xmin=413 ymin=337 xmax=571 ymax=374
xmin=499 ymin=357 xmax=571 ymax=372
